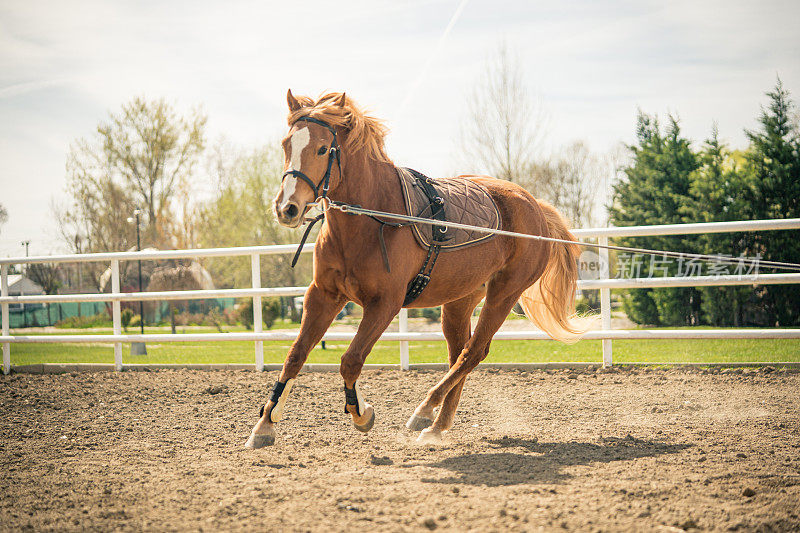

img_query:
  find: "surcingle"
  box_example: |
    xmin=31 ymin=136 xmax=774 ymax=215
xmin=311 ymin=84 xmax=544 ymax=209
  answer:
xmin=396 ymin=167 xmax=501 ymax=305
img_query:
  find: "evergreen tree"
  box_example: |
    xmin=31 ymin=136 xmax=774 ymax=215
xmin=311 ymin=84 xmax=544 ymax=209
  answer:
xmin=689 ymin=128 xmax=753 ymax=325
xmin=609 ymin=113 xmax=701 ymax=325
xmin=742 ymin=79 xmax=800 ymax=326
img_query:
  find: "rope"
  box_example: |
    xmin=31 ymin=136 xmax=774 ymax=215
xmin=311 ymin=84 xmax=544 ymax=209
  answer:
xmin=321 ymin=201 xmax=800 ymax=273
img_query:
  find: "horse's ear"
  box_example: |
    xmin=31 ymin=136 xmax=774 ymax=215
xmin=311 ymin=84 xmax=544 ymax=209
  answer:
xmin=336 ymin=92 xmax=346 ymax=108
xmin=287 ymin=89 xmax=301 ymax=112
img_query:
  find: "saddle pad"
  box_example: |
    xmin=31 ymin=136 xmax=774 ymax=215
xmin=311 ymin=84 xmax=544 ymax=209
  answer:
xmin=396 ymin=167 xmax=501 ymax=251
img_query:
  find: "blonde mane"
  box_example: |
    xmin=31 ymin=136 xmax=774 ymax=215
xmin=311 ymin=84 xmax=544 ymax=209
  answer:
xmin=287 ymin=92 xmax=392 ymax=164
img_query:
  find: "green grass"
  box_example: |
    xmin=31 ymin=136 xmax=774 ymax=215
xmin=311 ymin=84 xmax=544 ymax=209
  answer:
xmin=7 ymin=335 xmax=800 ymax=366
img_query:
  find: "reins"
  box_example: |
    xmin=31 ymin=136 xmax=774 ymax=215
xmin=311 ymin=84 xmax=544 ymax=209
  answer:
xmin=321 ymin=201 xmax=800 ymax=273
xmin=284 ymin=116 xmax=800 ymax=274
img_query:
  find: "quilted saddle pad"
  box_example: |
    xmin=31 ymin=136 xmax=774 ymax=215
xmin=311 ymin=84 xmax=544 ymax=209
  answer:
xmin=396 ymin=167 xmax=501 ymax=251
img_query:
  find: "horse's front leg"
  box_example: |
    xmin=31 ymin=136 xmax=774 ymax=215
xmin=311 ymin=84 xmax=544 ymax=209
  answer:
xmin=339 ymin=299 xmax=401 ymax=433
xmin=245 ymin=283 xmax=345 ymax=448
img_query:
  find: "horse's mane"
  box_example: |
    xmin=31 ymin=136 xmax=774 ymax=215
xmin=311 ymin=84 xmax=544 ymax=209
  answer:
xmin=287 ymin=92 xmax=392 ymax=164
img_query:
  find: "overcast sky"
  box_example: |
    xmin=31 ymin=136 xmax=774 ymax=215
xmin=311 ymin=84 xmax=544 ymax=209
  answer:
xmin=1 ymin=0 xmax=798 ymax=257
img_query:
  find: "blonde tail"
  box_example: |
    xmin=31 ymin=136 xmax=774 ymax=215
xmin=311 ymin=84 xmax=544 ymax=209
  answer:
xmin=518 ymin=202 xmax=597 ymax=343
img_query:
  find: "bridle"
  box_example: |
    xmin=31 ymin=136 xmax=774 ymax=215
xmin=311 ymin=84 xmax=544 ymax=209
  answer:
xmin=284 ymin=116 xmax=345 ymax=268
xmin=281 ymin=116 xmax=341 ymax=202
xmin=284 ymin=114 xmax=408 ymax=272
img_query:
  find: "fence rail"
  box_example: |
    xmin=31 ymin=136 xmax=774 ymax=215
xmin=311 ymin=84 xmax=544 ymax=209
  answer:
xmin=2 ymin=217 xmax=799 ymax=374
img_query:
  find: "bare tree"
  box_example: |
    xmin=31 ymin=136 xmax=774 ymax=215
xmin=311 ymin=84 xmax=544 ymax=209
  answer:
xmin=0 ymin=203 xmax=7 ymax=234
xmin=196 ymin=143 xmax=311 ymax=295
xmin=27 ymin=263 xmax=62 ymax=324
xmin=97 ymin=97 xmax=206 ymax=244
xmin=148 ymin=262 xmax=214 ymax=334
xmin=532 ymin=142 xmax=606 ymax=228
xmin=56 ymin=97 xmax=206 ymax=262
xmin=459 ymin=43 xmax=547 ymax=186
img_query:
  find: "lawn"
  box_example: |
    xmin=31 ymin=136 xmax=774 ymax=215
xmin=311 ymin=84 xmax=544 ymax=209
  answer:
xmin=6 ymin=330 xmax=799 ymax=366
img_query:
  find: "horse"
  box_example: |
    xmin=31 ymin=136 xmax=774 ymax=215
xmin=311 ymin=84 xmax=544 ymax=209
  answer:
xmin=245 ymin=90 xmax=592 ymax=447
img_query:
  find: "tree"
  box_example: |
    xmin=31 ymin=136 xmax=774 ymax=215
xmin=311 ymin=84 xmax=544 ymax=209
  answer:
xmin=147 ymin=262 xmax=214 ymax=334
xmin=459 ymin=43 xmax=546 ymax=187
xmin=459 ymin=43 xmax=612 ymax=231
xmin=57 ymin=98 xmax=206 ymax=253
xmin=27 ymin=263 xmax=62 ymax=324
xmin=531 ymin=141 xmax=606 ymax=228
xmin=196 ymin=143 xmax=312 ymax=300
xmin=609 ymin=113 xmax=701 ymax=325
xmin=0 ymin=203 xmax=7 ymax=234
xmin=688 ymin=128 xmax=753 ymax=326
xmin=56 ymin=97 xmax=206 ymax=289
xmin=742 ymin=79 xmax=800 ymax=326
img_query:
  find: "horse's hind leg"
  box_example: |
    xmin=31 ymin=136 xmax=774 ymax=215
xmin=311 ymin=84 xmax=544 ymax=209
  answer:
xmin=245 ymin=284 xmax=345 ymax=448
xmin=409 ymin=272 xmax=531 ymax=440
xmin=406 ymin=290 xmax=484 ymax=439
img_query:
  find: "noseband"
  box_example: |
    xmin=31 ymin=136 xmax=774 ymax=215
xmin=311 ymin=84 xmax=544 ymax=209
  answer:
xmin=282 ymin=116 xmax=341 ymax=201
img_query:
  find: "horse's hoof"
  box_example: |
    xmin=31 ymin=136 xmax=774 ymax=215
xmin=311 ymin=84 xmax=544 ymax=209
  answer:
xmin=416 ymin=427 xmax=443 ymax=444
xmin=353 ymin=404 xmax=375 ymax=433
xmin=245 ymin=433 xmax=275 ymax=448
xmin=406 ymin=414 xmax=433 ymax=431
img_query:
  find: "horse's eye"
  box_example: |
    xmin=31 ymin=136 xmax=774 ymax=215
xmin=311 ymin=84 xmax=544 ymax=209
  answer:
xmin=317 ymin=146 xmax=327 ymax=155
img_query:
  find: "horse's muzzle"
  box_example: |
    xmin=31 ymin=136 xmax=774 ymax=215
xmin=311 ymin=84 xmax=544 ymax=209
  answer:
xmin=276 ymin=202 xmax=303 ymax=228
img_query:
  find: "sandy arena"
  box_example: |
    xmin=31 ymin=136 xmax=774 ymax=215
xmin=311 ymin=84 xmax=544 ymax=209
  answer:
xmin=1 ymin=366 xmax=799 ymax=532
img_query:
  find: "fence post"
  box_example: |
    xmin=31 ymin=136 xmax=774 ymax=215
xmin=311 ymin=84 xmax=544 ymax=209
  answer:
xmin=399 ymin=308 xmax=409 ymax=370
xmin=2 ymin=265 xmax=9 ymax=375
xmin=251 ymin=254 xmax=264 ymax=372
xmin=111 ymin=259 xmax=122 ymax=371
xmin=599 ymin=236 xmax=613 ymax=367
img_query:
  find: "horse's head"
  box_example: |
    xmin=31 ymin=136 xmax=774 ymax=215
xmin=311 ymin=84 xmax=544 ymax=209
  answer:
xmin=274 ymin=89 xmax=346 ymax=228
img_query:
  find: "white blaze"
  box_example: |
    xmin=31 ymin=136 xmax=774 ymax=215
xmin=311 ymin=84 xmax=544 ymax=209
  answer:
xmin=279 ymin=126 xmax=311 ymax=210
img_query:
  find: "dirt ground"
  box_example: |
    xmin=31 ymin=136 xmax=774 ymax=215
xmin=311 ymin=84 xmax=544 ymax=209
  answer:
xmin=1 ymin=366 xmax=799 ymax=532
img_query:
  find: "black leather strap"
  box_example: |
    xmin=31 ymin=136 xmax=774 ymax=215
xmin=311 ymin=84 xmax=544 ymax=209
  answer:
xmin=291 ymin=213 xmax=325 ymax=267
xmin=403 ymin=243 xmax=441 ymax=306
xmin=282 ymin=169 xmax=322 ymax=198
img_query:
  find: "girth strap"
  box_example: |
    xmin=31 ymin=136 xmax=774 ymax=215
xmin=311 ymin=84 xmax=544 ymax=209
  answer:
xmin=403 ymin=242 xmax=441 ymax=306
xmin=402 ymin=169 xmax=450 ymax=306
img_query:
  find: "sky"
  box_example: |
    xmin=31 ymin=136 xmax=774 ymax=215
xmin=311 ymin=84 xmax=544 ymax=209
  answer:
xmin=1 ymin=0 xmax=799 ymax=258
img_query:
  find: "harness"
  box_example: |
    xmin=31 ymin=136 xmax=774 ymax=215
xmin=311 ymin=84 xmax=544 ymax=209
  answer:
xmin=285 ymin=117 xmax=449 ymax=305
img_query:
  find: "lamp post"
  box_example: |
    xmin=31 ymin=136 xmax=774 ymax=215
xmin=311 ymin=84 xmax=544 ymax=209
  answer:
xmin=127 ymin=210 xmax=147 ymax=355
xmin=21 ymin=240 xmax=30 ymax=327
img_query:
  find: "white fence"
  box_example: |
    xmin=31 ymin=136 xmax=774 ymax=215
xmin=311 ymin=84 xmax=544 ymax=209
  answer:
xmin=2 ymin=218 xmax=800 ymax=374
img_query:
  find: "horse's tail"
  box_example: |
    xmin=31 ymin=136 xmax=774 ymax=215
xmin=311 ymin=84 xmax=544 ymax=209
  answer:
xmin=518 ymin=201 xmax=597 ymax=344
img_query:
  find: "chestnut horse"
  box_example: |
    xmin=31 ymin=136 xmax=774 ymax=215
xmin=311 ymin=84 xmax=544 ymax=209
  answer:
xmin=246 ymin=90 xmax=590 ymax=447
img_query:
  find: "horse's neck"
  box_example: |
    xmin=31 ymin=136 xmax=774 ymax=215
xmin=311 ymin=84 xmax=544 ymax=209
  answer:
xmin=323 ymin=153 xmax=401 ymax=245
xmin=330 ymin=154 xmax=401 ymax=214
